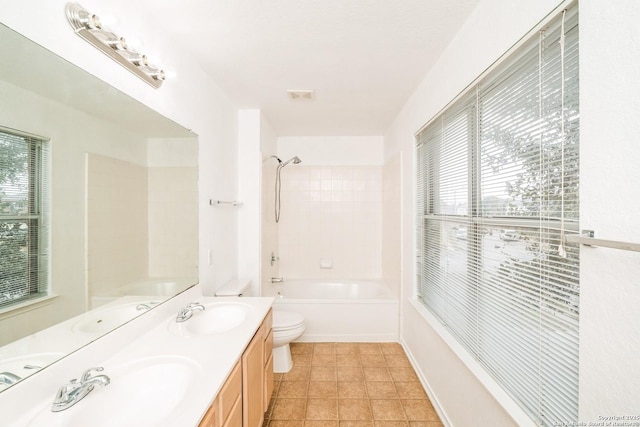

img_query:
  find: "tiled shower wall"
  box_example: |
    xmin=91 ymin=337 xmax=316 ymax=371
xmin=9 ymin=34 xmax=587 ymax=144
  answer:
xmin=86 ymin=154 xmax=148 ymax=301
xmin=277 ymin=165 xmax=382 ymax=279
xmin=87 ymin=154 xmax=198 ymax=304
xmin=148 ymin=166 xmax=198 ymax=278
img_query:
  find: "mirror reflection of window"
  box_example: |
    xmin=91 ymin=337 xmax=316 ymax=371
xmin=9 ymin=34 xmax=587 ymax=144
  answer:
xmin=0 ymin=127 xmax=49 ymax=310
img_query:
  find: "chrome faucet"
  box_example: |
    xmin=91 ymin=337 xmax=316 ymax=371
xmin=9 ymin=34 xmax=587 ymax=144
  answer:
xmin=270 ymin=252 xmax=279 ymax=266
xmin=176 ymin=302 xmax=205 ymax=322
xmin=136 ymin=301 xmax=160 ymax=311
xmin=0 ymin=371 xmax=21 ymax=386
xmin=52 ymin=367 xmax=110 ymax=412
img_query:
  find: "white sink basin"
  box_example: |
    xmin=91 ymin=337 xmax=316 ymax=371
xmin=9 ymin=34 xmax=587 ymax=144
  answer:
xmin=72 ymin=302 xmax=155 ymax=334
xmin=168 ymin=302 xmax=253 ymax=337
xmin=26 ymin=355 xmax=201 ymax=427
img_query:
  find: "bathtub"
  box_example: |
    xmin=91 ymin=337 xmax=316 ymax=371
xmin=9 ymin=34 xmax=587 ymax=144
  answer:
xmin=91 ymin=277 xmax=196 ymax=308
xmin=116 ymin=277 xmax=195 ymax=296
xmin=262 ymin=279 xmax=399 ymax=342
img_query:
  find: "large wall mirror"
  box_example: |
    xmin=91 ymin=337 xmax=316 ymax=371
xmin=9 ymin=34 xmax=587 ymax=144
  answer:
xmin=0 ymin=23 xmax=199 ymax=392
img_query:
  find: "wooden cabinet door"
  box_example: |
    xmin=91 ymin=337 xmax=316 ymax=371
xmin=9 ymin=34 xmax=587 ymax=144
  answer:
xmin=264 ymin=353 xmax=274 ymax=409
xmin=262 ymin=309 xmax=274 ymax=409
xmin=219 ymin=361 xmax=242 ymax=426
xmin=199 ymin=402 xmax=218 ymax=427
xmin=242 ymin=325 xmax=265 ymax=427
xmin=201 ymin=309 xmax=273 ymax=427
xmin=222 ymin=393 xmax=242 ymax=427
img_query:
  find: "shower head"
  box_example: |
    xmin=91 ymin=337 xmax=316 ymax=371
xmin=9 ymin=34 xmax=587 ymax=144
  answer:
xmin=273 ymin=155 xmax=302 ymax=223
xmin=281 ymin=156 xmax=302 ymax=167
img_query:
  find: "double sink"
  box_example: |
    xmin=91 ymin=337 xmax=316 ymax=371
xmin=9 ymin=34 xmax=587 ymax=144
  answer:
xmin=12 ymin=299 xmax=263 ymax=427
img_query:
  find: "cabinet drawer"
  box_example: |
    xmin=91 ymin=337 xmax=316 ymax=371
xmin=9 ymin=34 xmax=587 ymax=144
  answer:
xmin=218 ymin=360 xmax=242 ymax=425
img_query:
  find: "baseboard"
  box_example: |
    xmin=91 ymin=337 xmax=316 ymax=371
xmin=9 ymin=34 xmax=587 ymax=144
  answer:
xmin=400 ymin=338 xmax=453 ymax=427
xmin=295 ymin=333 xmax=398 ymax=343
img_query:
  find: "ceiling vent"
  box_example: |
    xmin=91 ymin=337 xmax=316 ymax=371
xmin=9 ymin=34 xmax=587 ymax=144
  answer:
xmin=287 ymin=89 xmax=315 ymax=101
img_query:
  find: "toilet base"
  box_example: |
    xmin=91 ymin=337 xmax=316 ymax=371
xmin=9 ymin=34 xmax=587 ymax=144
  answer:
xmin=272 ymin=343 xmax=294 ymax=373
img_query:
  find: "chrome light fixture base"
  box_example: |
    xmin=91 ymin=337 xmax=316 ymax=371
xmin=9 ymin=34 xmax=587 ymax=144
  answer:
xmin=65 ymin=2 xmax=165 ymax=89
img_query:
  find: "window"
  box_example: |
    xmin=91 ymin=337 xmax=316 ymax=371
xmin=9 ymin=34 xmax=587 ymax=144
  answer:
xmin=416 ymin=6 xmax=578 ymax=426
xmin=0 ymin=127 xmax=49 ymax=309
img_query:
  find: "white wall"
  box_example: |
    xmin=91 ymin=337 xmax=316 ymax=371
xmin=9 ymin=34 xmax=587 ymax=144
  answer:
xmin=237 ymin=110 xmax=279 ymax=296
xmin=237 ymin=110 xmax=262 ymax=296
xmin=279 ymin=136 xmax=383 ymax=166
xmin=388 ymin=0 xmax=640 ymax=424
xmin=260 ymin=115 xmax=279 ymax=290
xmin=382 ymin=153 xmax=402 ymax=295
xmin=578 ymin=0 xmax=640 ymax=420
xmin=0 ymin=0 xmax=239 ymax=295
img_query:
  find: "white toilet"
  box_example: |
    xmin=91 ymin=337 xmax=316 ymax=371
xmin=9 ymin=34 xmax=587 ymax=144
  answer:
xmin=213 ymin=279 xmax=251 ymax=297
xmin=271 ymin=310 xmax=305 ymax=373
xmin=214 ymin=280 xmax=306 ymax=373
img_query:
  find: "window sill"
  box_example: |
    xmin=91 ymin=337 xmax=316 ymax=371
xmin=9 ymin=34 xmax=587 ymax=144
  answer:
xmin=408 ymin=297 xmax=536 ymax=427
xmin=0 ymin=294 xmax=59 ymax=320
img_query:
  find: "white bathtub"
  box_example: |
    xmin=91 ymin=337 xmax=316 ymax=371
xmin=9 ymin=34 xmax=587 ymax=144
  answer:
xmin=116 ymin=278 xmax=195 ymax=296
xmin=91 ymin=277 xmax=196 ymax=308
xmin=262 ymin=279 xmax=399 ymax=342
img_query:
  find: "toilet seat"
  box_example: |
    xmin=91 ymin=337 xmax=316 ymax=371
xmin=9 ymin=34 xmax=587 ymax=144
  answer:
xmin=273 ymin=310 xmax=305 ymax=332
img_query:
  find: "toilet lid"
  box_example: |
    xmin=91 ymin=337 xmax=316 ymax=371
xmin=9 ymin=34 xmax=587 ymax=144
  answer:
xmin=273 ymin=310 xmax=305 ymax=330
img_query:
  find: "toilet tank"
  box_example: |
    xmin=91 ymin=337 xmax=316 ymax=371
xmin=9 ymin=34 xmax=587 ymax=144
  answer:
xmin=214 ymin=279 xmax=251 ymax=297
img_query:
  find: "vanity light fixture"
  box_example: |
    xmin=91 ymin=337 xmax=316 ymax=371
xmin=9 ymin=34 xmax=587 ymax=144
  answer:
xmin=65 ymin=2 xmax=165 ymax=88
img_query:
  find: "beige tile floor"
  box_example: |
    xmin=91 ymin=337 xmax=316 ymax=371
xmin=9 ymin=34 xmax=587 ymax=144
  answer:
xmin=263 ymin=342 xmax=444 ymax=427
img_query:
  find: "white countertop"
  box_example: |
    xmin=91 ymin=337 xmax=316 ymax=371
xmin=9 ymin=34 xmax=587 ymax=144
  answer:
xmin=0 ymin=287 xmax=274 ymax=427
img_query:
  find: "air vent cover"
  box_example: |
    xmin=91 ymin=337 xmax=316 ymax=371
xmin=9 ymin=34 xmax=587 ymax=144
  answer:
xmin=287 ymin=89 xmax=315 ymax=101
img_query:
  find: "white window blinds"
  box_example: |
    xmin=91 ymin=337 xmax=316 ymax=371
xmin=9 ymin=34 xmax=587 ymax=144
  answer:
xmin=416 ymin=5 xmax=579 ymax=425
xmin=0 ymin=127 xmax=49 ymax=309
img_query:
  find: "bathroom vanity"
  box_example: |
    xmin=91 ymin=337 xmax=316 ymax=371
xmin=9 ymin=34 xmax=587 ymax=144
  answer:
xmin=200 ymin=308 xmax=273 ymax=427
xmin=0 ymin=286 xmax=275 ymax=427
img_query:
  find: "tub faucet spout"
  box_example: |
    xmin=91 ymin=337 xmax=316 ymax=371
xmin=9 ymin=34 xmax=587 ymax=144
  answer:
xmin=270 ymin=277 xmax=284 ymax=283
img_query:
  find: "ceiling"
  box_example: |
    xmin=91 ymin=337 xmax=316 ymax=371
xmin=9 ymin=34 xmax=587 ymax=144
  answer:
xmin=110 ymin=0 xmax=481 ymax=136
